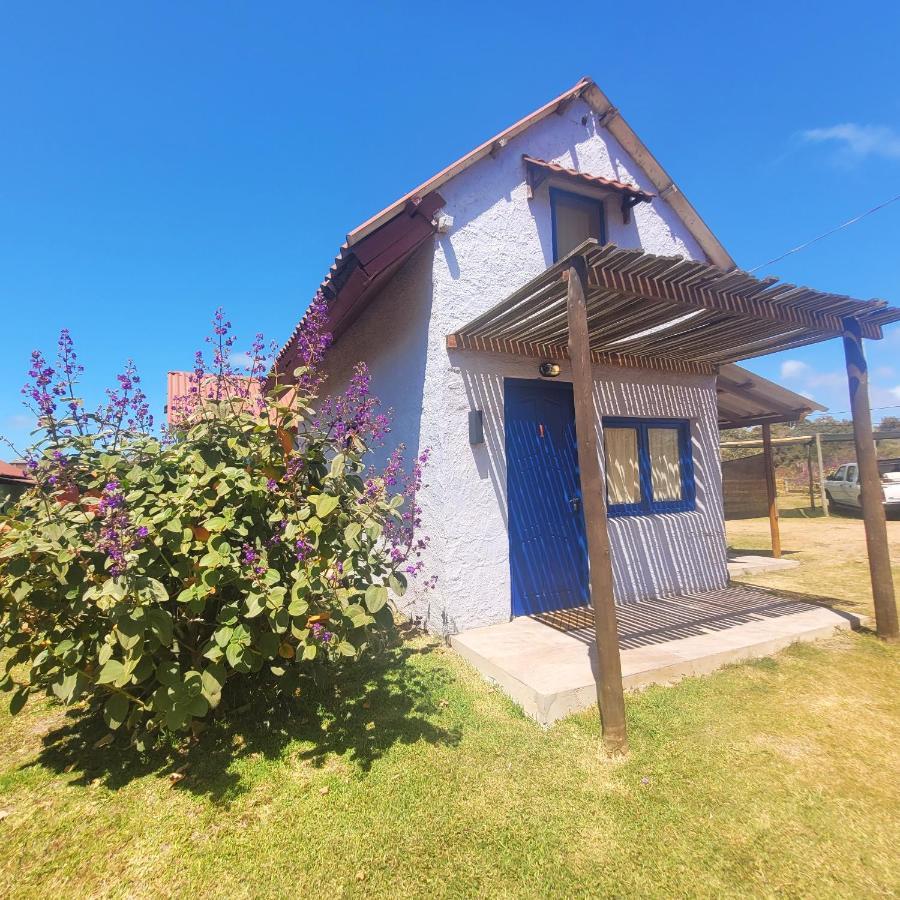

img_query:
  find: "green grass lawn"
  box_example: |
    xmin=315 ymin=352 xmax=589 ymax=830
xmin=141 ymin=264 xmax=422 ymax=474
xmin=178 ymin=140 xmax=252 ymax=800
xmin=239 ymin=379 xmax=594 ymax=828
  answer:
xmin=1 ymin=515 xmax=899 ymax=898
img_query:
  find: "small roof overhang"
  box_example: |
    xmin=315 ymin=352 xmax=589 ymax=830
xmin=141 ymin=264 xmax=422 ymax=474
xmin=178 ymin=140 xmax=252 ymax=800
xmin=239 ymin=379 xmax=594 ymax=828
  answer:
xmin=523 ymin=156 xmax=653 ymax=221
xmin=446 ymin=241 xmax=900 ymax=375
xmin=717 ymin=363 xmax=825 ymax=430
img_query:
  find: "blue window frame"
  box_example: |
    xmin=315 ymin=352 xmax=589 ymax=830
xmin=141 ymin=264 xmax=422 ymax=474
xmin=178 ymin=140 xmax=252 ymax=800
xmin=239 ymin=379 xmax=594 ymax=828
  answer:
xmin=550 ymin=187 xmax=606 ymax=261
xmin=602 ymin=417 xmax=695 ymax=517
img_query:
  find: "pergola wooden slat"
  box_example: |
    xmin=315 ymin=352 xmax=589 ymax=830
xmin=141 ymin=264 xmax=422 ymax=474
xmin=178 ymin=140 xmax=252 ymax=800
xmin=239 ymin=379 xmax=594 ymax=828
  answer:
xmin=446 ymin=240 xmax=900 ymax=752
xmin=448 ymin=242 xmax=899 ymax=369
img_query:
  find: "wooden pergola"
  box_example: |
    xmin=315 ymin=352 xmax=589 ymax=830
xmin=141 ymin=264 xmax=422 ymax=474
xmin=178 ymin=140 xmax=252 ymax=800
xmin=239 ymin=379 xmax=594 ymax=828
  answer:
xmin=717 ymin=364 xmax=827 ymax=558
xmin=447 ymin=240 xmax=900 ymax=753
xmin=721 ymin=428 xmax=900 ymax=549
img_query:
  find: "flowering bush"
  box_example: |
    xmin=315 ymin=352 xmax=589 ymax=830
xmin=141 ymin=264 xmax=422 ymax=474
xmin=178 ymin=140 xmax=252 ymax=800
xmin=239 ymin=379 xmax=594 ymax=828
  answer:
xmin=0 ymin=304 xmax=431 ymax=744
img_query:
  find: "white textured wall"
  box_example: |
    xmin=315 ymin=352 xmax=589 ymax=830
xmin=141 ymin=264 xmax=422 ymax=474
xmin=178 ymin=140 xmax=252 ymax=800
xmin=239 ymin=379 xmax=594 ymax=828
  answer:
xmin=324 ymin=97 xmax=728 ymax=634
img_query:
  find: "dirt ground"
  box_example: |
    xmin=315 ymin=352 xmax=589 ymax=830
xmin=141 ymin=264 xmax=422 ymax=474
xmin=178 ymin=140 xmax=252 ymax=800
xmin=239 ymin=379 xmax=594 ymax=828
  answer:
xmin=725 ymin=493 xmax=900 ymax=620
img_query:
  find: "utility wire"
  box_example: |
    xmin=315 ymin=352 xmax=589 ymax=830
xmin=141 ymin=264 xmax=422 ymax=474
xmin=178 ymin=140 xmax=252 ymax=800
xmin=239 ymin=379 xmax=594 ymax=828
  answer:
xmin=748 ymin=191 xmax=900 ymax=273
xmin=808 ymin=403 xmax=900 ymax=418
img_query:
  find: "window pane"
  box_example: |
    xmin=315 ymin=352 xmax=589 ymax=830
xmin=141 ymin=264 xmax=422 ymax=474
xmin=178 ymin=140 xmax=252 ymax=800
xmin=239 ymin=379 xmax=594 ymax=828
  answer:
xmin=553 ymin=193 xmax=603 ymax=260
xmin=649 ymin=427 xmax=683 ymax=501
xmin=556 ymin=204 xmax=593 ymax=259
xmin=604 ymin=427 xmax=640 ymax=504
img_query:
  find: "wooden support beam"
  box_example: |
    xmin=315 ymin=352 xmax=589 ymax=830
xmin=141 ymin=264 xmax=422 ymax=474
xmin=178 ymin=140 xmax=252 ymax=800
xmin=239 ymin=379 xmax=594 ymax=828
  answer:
xmin=762 ymin=423 xmax=781 ymax=559
xmin=807 ymin=441 xmax=815 ymax=509
xmin=566 ymin=257 xmax=628 ymax=754
xmin=815 ymin=432 xmax=829 ymax=518
xmin=842 ymin=318 xmax=898 ymax=640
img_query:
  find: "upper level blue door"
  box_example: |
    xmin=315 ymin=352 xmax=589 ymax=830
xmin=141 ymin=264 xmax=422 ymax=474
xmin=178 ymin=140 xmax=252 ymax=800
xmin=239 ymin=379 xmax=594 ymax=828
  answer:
xmin=505 ymin=378 xmax=590 ymax=616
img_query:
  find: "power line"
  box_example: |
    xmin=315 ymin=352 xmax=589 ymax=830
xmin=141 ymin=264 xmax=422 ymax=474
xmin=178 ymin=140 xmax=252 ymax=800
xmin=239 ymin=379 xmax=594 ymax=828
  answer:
xmin=808 ymin=403 xmax=900 ymax=418
xmin=748 ymin=191 xmax=900 ymax=273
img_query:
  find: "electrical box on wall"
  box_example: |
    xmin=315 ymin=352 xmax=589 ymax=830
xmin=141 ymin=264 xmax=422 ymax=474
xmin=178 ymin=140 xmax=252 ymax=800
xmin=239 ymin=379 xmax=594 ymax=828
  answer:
xmin=468 ymin=409 xmax=484 ymax=445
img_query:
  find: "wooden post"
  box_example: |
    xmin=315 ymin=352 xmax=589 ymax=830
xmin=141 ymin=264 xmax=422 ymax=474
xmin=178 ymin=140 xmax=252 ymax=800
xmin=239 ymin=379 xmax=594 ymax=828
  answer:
xmin=565 ymin=257 xmax=628 ymax=754
xmin=815 ymin=432 xmax=829 ymax=517
xmin=842 ymin=318 xmax=898 ymax=640
xmin=762 ymin=423 xmax=781 ymax=558
xmin=806 ymin=441 xmax=815 ymax=509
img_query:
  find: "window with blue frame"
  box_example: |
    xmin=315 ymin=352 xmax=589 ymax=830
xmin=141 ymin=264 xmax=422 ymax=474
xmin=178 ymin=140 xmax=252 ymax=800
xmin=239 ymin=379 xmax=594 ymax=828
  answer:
xmin=602 ymin=417 xmax=695 ymax=516
xmin=550 ymin=187 xmax=606 ymax=261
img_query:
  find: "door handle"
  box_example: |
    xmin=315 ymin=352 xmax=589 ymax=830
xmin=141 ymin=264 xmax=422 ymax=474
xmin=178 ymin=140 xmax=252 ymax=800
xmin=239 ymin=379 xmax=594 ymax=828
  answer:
xmin=569 ymin=496 xmax=581 ymax=512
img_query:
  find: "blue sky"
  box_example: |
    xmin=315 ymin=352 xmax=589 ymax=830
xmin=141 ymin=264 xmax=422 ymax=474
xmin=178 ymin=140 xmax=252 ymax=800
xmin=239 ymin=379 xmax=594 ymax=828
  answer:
xmin=2 ymin=1 xmax=900 ymax=454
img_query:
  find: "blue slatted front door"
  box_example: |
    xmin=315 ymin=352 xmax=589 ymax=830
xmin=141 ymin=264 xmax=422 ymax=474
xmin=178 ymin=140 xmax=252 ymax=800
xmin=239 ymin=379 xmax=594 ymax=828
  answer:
xmin=505 ymin=378 xmax=589 ymax=616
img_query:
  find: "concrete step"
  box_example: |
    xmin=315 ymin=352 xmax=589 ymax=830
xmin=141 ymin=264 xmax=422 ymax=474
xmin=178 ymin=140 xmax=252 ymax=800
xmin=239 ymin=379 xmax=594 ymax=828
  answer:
xmin=451 ymin=588 xmax=857 ymax=726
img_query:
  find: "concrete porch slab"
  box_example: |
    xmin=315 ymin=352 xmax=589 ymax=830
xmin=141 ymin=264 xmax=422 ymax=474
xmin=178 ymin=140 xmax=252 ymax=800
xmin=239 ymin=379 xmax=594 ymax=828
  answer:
xmin=727 ymin=554 xmax=801 ymax=577
xmin=451 ymin=585 xmax=857 ymax=726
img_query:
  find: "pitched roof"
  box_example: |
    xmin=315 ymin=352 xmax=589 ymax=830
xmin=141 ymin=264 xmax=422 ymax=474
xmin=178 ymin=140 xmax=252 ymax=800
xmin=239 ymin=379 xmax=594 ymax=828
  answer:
xmin=0 ymin=461 xmax=33 ymax=484
xmin=275 ymin=76 xmax=735 ymax=374
xmin=165 ymin=371 xmax=262 ymax=424
xmin=343 ymin=77 xmax=732 ymax=267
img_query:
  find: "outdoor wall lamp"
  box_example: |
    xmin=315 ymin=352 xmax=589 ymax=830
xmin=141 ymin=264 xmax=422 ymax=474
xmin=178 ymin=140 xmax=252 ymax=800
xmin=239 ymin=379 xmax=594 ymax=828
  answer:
xmin=468 ymin=409 xmax=484 ymax=445
xmin=539 ymin=362 xmax=561 ymax=378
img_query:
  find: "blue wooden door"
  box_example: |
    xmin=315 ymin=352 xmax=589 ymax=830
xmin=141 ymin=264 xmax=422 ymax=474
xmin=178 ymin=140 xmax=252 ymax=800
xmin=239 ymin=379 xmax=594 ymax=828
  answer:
xmin=505 ymin=378 xmax=589 ymax=616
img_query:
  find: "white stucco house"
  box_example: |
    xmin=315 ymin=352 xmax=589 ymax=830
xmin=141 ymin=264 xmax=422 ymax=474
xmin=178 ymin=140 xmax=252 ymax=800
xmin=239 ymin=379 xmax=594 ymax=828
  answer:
xmin=273 ymin=76 xmax=866 ymax=638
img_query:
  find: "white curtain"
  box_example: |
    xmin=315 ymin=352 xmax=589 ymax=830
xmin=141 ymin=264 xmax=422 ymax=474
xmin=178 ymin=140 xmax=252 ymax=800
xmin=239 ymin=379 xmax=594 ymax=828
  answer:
xmin=649 ymin=427 xmax=682 ymax=501
xmin=604 ymin=427 xmax=640 ymax=504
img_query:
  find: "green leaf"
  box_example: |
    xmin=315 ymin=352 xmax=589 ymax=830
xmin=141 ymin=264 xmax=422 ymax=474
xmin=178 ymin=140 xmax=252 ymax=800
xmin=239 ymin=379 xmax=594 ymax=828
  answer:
xmin=103 ymin=693 xmax=129 ymax=730
xmin=214 ymin=626 xmax=233 ymax=648
xmin=96 ymin=659 xmax=126 ymax=685
xmin=272 ymin=607 xmax=289 ymax=634
xmin=255 ymin=631 xmax=279 ymax=659
xmin=302 ymin=643 xmax=317 ymax=660
xmin=225 ymin=642 xmax=244 ymax=668
xmin=337 ymin=640 xmax=356 ymax=658
xmin=101 ymin=578 xmax=126 ymax=601
xmin=329 ymin=453 xmax=345 ymax=479
xmin=365 ymin=584 xmax=388 ymax=614
xmin=50 ymin=671 xmax=82 ymax=703
xmin=9 ymin=686 xmax=29 ymax=715
xmin=142 ymin=577 xmax=169 ymax=604
xmin=201 ymin=663 xmax=225 ymax=708
xmin=156 ymin=662 xmax=181 ymax=687
xmin=244 ymin=593 xmax=265 ymax=619
xmin=311 ymin=493 xmax=339 ymax=518
xmin=115 ymin=614 xmax=144 ymax=650
xmin=146 ymin=608 xmax=174 ymax=646
xmin=344 ymin=522 xmax=362 ymax=547
xmin=389 ymin=572 xmax=408 ymax=598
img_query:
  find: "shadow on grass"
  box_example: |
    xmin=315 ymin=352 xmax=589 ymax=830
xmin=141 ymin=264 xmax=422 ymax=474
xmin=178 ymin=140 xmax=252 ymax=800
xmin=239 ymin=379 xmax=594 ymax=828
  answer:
xmin=779 ymin=507 xmax=827 ymax=520
xmin=727 ymin=547 xmax=801 ymax=559
xmin=26 ymin=635 xmax=461 ymax=804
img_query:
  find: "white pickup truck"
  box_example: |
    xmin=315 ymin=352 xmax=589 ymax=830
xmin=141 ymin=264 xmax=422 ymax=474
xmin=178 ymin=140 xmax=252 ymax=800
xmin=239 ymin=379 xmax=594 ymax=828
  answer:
xmin=824 ymin=459 xmax=900 ymax=514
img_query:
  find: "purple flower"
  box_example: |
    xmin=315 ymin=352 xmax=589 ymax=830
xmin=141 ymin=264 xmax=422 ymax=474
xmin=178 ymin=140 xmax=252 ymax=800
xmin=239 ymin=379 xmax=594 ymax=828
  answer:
xmin=295 ymin=536 xmax=313 ymax=563
xmin=310 ymin=622 xmax=334 ymax=644
xmin=241 ymin=543 xmax=259 ymax=565
xmin=93 ymin=480 xmax=139 ymax=576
